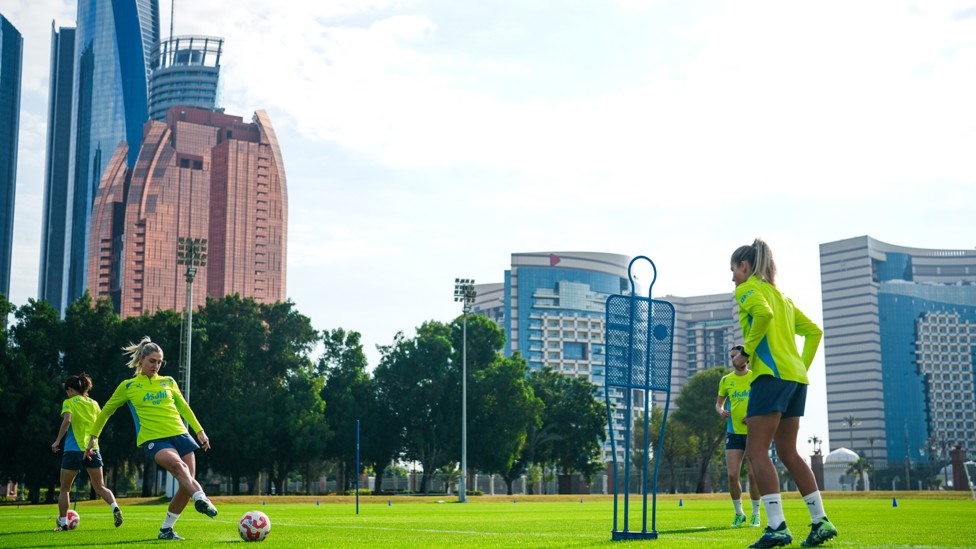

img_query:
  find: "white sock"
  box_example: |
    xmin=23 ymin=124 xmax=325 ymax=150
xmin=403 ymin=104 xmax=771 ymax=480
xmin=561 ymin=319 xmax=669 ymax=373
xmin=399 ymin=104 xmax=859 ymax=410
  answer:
xmin=191 ymin=490 xmax=206 ymax=502
xmin=802 ymin=490 xmax=826 ymax=522
xmin=57 ymin=516 xmax=67 ymax=526
xmin=761 ymin=493 xmax=786 ymax=529
xmin=111 ymin=503 xmax=120 ymax=512
xmin=732 ymin=498 xmax=743 ymax=515
xmin=751 ymin=499 xmax=761 ymax=516
xmin=161 ymin=511 xmax=180 ymax=530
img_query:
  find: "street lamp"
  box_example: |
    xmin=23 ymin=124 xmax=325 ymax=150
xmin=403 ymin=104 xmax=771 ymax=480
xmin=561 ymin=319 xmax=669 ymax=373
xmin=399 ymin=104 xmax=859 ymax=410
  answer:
xmin=841 ymin=415 xmax=861 ymax=451
xmin=177 ymin=237 xmax=207 ymax=403
xmin=454 ymin=278 xmax=476 ymax=503
xmin=807 ymin=435 xmax=823 ymax=455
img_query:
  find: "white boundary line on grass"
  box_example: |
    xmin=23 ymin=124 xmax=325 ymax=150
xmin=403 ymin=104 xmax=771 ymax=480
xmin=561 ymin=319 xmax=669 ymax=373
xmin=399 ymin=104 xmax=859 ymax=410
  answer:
xmin=3 ymin=514 xmax=955 ymax=548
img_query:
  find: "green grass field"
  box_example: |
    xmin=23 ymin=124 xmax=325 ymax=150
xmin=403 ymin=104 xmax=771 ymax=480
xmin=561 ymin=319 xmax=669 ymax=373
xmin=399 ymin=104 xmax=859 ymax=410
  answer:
xmin=2 ymin=492 xmax=974 ymax=548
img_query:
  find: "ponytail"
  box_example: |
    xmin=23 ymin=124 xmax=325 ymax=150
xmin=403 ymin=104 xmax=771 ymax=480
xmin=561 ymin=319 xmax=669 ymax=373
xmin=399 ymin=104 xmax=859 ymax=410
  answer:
xmin=123 ymin=336 xmax=163 ymax=373
xmin=731 ymin=237 xmax=777 ymax=286
xmin=64 ymin=373 xmax=93 ymax=396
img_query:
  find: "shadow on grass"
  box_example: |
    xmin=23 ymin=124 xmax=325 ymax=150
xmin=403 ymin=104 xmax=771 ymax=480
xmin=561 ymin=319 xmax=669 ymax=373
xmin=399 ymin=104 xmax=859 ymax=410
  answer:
xmin=0 ymin=536 xmax=175 ymax=549
xmin=660 ymin=525 xmax=737 ymax=535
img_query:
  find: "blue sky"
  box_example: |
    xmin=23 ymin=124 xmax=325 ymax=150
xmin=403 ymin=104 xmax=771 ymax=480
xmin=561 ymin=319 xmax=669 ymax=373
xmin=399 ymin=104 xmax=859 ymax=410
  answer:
xmin=4 ymin=0 xmax=976 ymax=455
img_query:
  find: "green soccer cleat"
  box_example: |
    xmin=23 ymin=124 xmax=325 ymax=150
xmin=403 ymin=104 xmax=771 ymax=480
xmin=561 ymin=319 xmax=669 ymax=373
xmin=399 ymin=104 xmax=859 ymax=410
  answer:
xmin=749 ymin=522 xmax=793 ymax=548
xmin=750 ymin=513 xmax=762 ymax=527
xmin=732 ymin=513 xmax=748 ymax=527
xmin=113 ymin=507 xmax=124 ymax=527
xmin=158 ymin=527 xmax=185 ymax=541
xmin=194 ymin=497 xmax=218 ymax=518
xmin=800 ymin=517 xmax=838 ymax=547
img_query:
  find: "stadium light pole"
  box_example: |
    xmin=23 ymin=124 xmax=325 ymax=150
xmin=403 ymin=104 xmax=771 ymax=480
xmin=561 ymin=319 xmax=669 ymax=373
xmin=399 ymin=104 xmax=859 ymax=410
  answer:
xmin=177 ymin=237 xmax=207 ymax=403
xmin=454 ymin=278 xmax=476 ymax=503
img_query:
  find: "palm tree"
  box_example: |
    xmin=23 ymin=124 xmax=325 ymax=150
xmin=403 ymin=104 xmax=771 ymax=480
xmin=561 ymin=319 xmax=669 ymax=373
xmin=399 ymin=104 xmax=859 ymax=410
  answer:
xmin=841 ymin=415 xmax=861 ymax=450
xmin=846 ymin=456 xmax=872 ymax=491
xmin=866 ymin=436 xmax=879 ymax=462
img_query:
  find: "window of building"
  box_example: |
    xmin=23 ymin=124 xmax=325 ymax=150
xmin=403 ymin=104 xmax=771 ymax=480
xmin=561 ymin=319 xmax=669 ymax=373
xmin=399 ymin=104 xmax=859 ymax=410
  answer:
xmin=564 ymin=342 xmax=587 ymax=360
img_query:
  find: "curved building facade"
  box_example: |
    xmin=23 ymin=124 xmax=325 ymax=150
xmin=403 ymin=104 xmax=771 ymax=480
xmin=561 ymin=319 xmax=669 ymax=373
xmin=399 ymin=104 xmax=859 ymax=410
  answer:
xmin=88 ymin=107 xmax=287 ymax=317
xmin=820 ymin=236 xmax=976 ymax=467
xmin=62 ymin=0 xmax=159 ymax=313
xmin=473 ymin=252 xmax=635 ymax=463
xmin=148 ymin=35 xmax=222 ymax=121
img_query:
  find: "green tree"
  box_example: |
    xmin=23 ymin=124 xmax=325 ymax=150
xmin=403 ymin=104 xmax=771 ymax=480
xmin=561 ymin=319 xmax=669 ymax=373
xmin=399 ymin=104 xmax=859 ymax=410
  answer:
xmin=846 ymin=455 xmax=872 ymax=491
xmin=468 ymin=353 xmax=542 ymax=494
xmin=672 ymin=366 xmax=727 ymax=493
xmin=259 ymin=300 xmax=327 ymax=495
xmin=4 ymin=298 xmax=63 ymax=503
xmin=319 ymin=328 xmax=373 ymax=492
xmin=528 ymin=367 xmax=606 ymax=478
xmin=375 ymin=323 xmax=458 ymax=494
xmin=644 ymin=404 xmax=695 ymax=494
xmin=192 ymin=295 xmax=274 ymax=494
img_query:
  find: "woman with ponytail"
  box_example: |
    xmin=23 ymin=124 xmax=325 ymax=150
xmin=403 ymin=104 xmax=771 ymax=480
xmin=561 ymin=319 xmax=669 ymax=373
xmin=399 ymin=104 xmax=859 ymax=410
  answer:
xmin=729 ymin=238 xmax=837 ymax=549
xmin=86 ymin=336 xmax=217 ymax=541
xmin=51 ymin=373 xmax=123 ymax=530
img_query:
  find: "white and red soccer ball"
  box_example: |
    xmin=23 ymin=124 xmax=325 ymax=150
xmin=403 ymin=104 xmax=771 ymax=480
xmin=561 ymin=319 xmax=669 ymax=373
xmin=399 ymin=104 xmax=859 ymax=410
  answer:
xmin=65 ymin=509 xmax=80 ymax=529
xmin=238 ymin=510 xmax=271 ymax=542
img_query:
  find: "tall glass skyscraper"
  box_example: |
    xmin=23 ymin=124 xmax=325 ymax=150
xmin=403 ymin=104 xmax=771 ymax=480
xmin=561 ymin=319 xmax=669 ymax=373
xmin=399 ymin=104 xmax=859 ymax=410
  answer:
xmin=58 ymin=0 xmax=159 ymax=313
xmin=38 ymin=24 xmax=76 ymax=308
xmin=0 ymin=14 xmax=22 ymax=299
xmin=820 ymin=236 xmax=976 ymax=467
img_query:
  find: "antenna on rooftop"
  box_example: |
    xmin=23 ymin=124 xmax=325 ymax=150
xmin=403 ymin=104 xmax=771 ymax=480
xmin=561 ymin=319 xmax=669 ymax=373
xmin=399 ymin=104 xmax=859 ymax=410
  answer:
xmin=169 ymin=0 xmax=175 ymax=42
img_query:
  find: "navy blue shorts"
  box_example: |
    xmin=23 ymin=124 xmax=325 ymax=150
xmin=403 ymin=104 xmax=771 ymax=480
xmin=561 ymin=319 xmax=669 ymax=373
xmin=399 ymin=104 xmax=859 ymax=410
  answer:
xmin=746 ymin=375 xmax=807 ymax=419
xmin=725 ymin=433 xmax=748 ymax=450
xmin=61 ymin=449 xmax=103 ymax=471
xmin=142 ymin=434 xmax=200 ymax=460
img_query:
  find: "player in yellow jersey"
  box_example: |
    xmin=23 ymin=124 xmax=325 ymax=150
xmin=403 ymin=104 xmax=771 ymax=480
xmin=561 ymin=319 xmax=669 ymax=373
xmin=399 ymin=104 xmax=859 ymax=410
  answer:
xmin=716 ymin=345 xmax=761 ymax=528
xmin=730 ymin=238 xmax=837 ymax=549
xmin=51 ymin=373 xmax=123 ymax=530
xmin=86 ymin=337 xmax=217 ymax=541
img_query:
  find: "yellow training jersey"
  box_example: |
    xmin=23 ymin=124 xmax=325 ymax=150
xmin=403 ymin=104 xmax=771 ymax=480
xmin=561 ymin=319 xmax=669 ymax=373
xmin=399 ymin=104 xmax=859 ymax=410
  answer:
xmin=61 ymin=396 xmax=101 ymax=452
xmin=90 ymin=374 xmax=203 ymax=446
xmin=718 ymin=369 xmax=754 ymax=435
xmin=736 ymin=275 xmax=822 ymax=384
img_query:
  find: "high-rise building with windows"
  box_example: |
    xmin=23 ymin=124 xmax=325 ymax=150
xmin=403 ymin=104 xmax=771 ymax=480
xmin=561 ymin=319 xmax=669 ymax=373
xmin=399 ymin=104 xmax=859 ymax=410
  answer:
xmin=820 ymin=236 xmax=976 ymax=466
xmin=38 ymin=23 xmax=76 ymax=308
xmin=49 ymin=0 xmax=159 ymax=313
xmin=472 ymin=252 xmax=634 ymax=463
xmin=0 ymin=14 xmax=22 ymax=299
xmin=472 ymin=253 xmax=743 ymax=464
xmin=664 ymin=292 xmax=739 ymax=392
xmin=87 ymin=107 xmax=287 ymax=316
xmin=148 ymin=35 xmax=222 ymax=121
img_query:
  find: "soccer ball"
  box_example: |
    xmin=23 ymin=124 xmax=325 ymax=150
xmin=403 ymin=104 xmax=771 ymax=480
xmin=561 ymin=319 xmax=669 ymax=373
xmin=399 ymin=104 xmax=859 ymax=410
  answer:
xmin=65 ymin=509 xmax=80 ymax=529
xmin=238 ymin=510 xmax=271 ymax=542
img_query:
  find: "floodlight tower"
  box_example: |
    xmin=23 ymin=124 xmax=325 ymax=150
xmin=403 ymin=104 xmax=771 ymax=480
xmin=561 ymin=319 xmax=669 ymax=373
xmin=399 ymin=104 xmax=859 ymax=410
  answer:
xmin=177 ymin=237 xmax=207 ymax=403
xmin=453 ymin=278 xmax=476 ymax=503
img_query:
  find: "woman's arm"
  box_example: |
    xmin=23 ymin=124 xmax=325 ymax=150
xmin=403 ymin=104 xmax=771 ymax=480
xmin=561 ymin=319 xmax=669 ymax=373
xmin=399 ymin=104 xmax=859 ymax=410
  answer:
xmin=51 ymin=412 xmax=71 ymax=453
xmin=736 ymin=285 xmax=773 ymax=356
xmin=169 ymin=379 xmax=208 ymax=450
xmin=793 ymin=304 xmax=823 ymax=368
xmin=88 ymin=381 xmax=129 ymax=444
xmin=715 ymin=396 xmax=730 ymax=418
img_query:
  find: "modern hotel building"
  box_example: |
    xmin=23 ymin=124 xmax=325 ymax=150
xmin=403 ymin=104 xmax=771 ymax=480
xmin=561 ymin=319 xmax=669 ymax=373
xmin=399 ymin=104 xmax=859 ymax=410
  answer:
xmin=820 ymin=236 xmax=976 ymax=466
